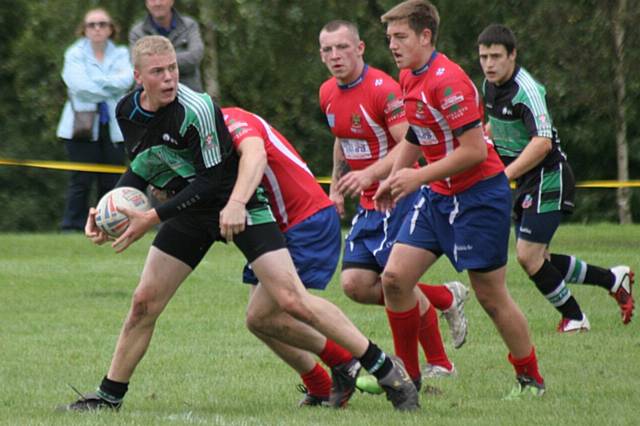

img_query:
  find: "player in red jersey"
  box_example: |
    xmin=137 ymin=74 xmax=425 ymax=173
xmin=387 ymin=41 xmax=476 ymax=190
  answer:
xmin=222 ymin=107 xmax=414 ymax=408
xmin=318 ymin=20 xmax=465 ymax=390
xmin=376 ymin=1 xmax=545 ymax=399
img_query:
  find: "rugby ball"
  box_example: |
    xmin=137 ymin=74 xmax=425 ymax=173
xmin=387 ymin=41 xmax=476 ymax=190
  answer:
xmin=95 ymin=187 xmax=151 ymax=238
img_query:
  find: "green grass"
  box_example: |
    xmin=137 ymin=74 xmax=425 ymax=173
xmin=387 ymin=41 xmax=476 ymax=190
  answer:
xmin=1 ymin=224 xmax=639 ymax=425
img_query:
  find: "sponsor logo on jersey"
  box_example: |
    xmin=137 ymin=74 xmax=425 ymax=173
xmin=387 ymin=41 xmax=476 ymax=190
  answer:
xmin=436 ymin=67 xmax=445 ymax=76
xmin=374 ymin=78 xmax=383 ymax=87
xmin=340 ymin=138 xmax=372 ymax=160
xmin=326 ymin=113 xmax=335 ymax=128
xmin=384 ymin=93 xmax=404 ymax=118
xmin=441 ymin=87 xmax=464 ymax=111
xmin=227 ymin=119 xmax=249 ymax=137
xmin=412 ymin=125 xmax=438 ymax=146
xmin=522 ymin=194 xmax=533 ymax=209
xmin=162 ymin=133 xmax=179 ymax=145
xmin=445 ymin=105 xmax=469 ymax=121
xmin=502 ymin=106 xmax=513 ymax=116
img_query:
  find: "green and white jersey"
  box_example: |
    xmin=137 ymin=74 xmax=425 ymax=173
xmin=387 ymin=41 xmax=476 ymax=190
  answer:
xmin=483 ymin=66 xmax=563 ymax=163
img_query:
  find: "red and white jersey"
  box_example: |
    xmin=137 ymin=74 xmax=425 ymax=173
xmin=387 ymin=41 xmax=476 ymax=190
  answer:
xmin=222 ymin=107 xmax=333 ymax=232
xmin=319 ymin=65 xmax=407 ymax=209
xmin=400 ymin=52 xmax=504 ymax=195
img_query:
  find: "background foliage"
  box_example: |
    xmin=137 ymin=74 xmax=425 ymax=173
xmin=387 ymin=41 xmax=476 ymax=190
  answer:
xmin=0 ymin=0 xmax=638 ymax=231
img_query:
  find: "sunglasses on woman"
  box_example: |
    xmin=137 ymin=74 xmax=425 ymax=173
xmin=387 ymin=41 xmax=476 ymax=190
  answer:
xmin=85 ymin=21 xmax=110 ymax=29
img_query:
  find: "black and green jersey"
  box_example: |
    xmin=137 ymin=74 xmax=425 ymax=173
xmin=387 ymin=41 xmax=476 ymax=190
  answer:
xmin=483 ymin=67 xmax=574 ymax=215
xmin=116 ymin=84 xmax=273 ymax=224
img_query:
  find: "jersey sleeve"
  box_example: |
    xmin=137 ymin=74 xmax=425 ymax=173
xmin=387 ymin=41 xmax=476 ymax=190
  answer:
xmin=225 ymin=115 xmax=262 ymax=148
xmin=155 ymin=104 xmax=237 ymax=221
xmin=515 ymin=86 xmax=554 ymax=139
xmin=431 ymin=73 xmax=482 ymax=132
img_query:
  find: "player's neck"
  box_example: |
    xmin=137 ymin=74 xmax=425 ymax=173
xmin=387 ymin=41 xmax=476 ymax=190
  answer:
xmin=411 ymin=47 xmax=436 ymax=75
xmin=337 ymin=61 xmax=366 ymax=87
xmin=139 ymin=91 xmax=161 ymax=112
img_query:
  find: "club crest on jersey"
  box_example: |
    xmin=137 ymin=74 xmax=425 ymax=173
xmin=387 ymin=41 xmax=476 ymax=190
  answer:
xmin=416 ymin=101 xmax=426 ymax=119
xmin=522 ymin=194 xmax=533 ymax=209
xmin=351 ymin=113 xmax=362 ymax=132
xmin=326 ymin=113 xmax=335 ymax=128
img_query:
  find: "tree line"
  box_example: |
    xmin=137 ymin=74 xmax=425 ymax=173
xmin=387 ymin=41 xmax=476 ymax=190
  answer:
xmin=0 ymin=0 xmax=637 ymax=231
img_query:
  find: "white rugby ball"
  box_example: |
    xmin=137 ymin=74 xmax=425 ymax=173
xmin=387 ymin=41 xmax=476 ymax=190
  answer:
xmin=95 ymin=187 xmax=151 ymax=238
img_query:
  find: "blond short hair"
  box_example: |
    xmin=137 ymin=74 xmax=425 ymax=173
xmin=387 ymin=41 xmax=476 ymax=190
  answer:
xmin=131 ymin=35 xmax=176 ymax=69
xmin=381 ymin=0 xmax=440 ymax=44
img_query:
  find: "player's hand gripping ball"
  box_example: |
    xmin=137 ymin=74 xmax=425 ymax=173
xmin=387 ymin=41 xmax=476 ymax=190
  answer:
xmin=95 ymin=187 xmax=151 ymax=238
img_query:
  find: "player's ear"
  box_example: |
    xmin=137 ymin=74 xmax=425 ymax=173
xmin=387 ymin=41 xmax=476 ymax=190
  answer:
xmin=134 ymin=68 xmax=143 ymax=86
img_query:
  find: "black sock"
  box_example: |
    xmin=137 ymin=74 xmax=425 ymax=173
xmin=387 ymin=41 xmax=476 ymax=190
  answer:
xmin=531 ymin=260 xmax=583 ymax=320
xmin=98 ymin=376 xmax=129 ymax=402
xmin=358 ymin=341 xmax=393 ymax=380
xmin=550 ymin=253 xmax=614 ymax=291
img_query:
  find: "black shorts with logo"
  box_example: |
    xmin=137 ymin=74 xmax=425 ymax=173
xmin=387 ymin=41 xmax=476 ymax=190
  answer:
xmin=512 ymin=160 xmax=576 ymax=224
xmin=152 ymin=209 xmax=286 ymax=269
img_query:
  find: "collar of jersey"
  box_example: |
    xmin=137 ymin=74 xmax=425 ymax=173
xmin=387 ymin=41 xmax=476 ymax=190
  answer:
xmin=412 ymin=50 xmax=438 ymax=76
xmin=338 ymin=64 xmax=369 ymax=90
xmin=128 ymin=90 xmax=156 ymax=122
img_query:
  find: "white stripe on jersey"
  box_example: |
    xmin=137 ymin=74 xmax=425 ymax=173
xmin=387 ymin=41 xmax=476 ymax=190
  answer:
xmin=178 ymin=85 xmax=221 ymax=167
xmin=515 ymin=69 xmax=553 ymax=138
xmin=359 ymin=105 xmax=389 ymax=158
xmin=254 ymin=114 xmax=313 ymax=176
xmin=264 ymin=165 xmax=289 ymax=226
xmin=424 ymin=91 xmax=454 ymax=189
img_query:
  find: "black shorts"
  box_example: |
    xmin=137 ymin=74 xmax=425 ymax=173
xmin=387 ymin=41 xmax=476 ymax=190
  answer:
xmin=152 ymin=209 xmax=286 ymax=269
xmin=513 ymin=160 xmax=575 ymax=223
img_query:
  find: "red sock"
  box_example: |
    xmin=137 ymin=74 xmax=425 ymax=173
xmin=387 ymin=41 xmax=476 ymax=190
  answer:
xmin=319 ymin=339 xmax=352 ymax=368
xmin=301 ymin=363 xmax=331 ymax=398
xmin=508 ymin=347 xmax=544 ymax=385
xmin=418 ymin=283 xmax=453 ymax=311
xmin=419 ymin=304 xmax=452 ymax=370
xmin=386 ymin=303 xmax=421 ymax=381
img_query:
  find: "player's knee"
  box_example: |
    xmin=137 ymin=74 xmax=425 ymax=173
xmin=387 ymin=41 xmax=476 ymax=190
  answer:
xmin=278 ymin=295 xmax=314 ymax=324
xmin=129 ymin=288 xmax=162 ymax=322
xmin=245 ymin=307 xmax=268 ymax=335
xmin=516 ymin=251 xmax=540 ymax=275
xmin=381 ymin=268 xmax=405 ymax=296
xmin=341 ymin=278 xmax=363 ymax=302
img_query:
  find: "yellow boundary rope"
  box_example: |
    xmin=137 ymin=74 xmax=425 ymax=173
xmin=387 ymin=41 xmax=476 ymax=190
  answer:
xmin=2 ymin=157 xmax=639 ymax=188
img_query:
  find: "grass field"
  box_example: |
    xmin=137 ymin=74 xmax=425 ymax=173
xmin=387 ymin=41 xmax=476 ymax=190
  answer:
xmin=1 ymin=224 xmax=639 ymax=425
